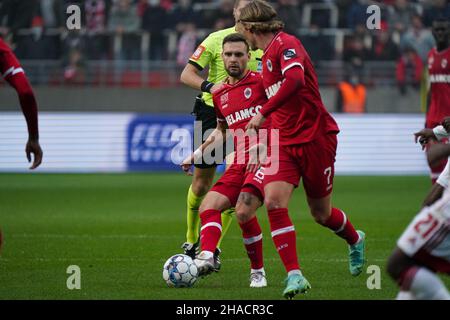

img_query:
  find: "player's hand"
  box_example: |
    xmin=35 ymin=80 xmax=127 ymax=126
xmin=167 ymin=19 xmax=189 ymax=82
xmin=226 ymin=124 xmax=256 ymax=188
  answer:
xmin=427 ymin=143 xmax=450 ymax=168
xmin=245 ymin=113 xmax=266 ymax=132
xmin=414 ymin=128 xmax=436 ymax=150
xmin=442 ymin=117 xmax=450 ymax=132
xmin=246 ymin=143 xmax=267 ymax=173
xmin=25 ymin=138 xmax=43 ymax=170
xmin=180 ymin=155 xmax=194 ymax=176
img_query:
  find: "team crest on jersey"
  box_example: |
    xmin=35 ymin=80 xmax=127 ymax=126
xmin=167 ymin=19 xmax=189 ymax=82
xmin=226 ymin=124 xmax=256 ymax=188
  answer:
xmin=244 ymin=87 xmax=252 ymax=99
xmin=442 ymin=59 xmax=448 ymax=69
xmin=221 ymin=92 xmax=229 ymax=105
xmin=191 ymin=45 xmax=205 ymax=61
xmin=283 ymin=49 xmax=297 ymax=60
xmin=266 ymin=59 xmax=273 ymax=72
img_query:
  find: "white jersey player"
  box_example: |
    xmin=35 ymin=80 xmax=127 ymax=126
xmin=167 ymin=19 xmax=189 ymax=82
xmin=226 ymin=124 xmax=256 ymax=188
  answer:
xmin=386 ymin=123 xmax=450 ymax=300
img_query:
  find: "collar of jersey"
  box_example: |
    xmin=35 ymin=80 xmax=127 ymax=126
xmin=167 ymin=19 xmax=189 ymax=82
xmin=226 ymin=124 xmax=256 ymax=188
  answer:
xmin=264 ymin=31 xmax=283 ymax=54
xmin=224 ymin=69 xmax=252 ymax=87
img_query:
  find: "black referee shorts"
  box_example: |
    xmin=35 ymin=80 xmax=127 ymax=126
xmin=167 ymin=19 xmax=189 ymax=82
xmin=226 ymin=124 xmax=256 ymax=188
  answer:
xmin=191 ymin=95 xmax=232 ymax=169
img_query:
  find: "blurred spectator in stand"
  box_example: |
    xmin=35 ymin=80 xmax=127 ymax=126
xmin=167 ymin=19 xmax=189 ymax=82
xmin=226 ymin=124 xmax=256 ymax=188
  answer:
xmin=142 ymin=0 xmax=168 ymax=60
xmin=401 ymin=14 xmax=435 ymax=62
xmin=387 ymin=0 xmax=417 ymax=36
xmin=347 ymin=0 xmax=370 ymax=29
xmin=423 ymin=0 xmax=450 ymax=27
xmin=171 ymin=0 xmax=199 ymax=63
xmin=108 ymin=0 xmax=140 ymax=60
xmin=335 ymin=0 xmax=353 ymax=28
xmin=336 ymin=64 xmax=367 ymax=113
xmin=369 ymin=23 xmax=399 ymax=61
xmin=277 ymin=0 xmax=302 ymax=36
xmin=396 ymin=46 xmax=423 ymax=95
xmin=308 ymin=0 xmax=333 ymax=28
xmin=84 ymin=0 xmax=112 ymax=60
xmin=137 ymin=0 xmax=149 ymax=17
xmin=343 ymin=33 xmax=370 ymax=68
xmin=16 ymin=16 xmax=46 ymax=60
xmin=208 ymin=0 xmax=234 ymax=31
xmin=63 ymin=47 xmax=86 ymax=85
xmin=176 ymin=22 xmax=197 ymax=68
xmin=301 ymin=24 xmax=336 ymax=61
xmin=34 ymin=0 xmax=65 ymax=59
xmin=0 ymin=0 xmax=37 ymax=57
xmin=171 ymin=0 xmax=199 ymax=35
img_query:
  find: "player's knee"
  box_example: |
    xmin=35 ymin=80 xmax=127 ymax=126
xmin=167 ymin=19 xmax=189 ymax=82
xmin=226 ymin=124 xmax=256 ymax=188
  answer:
xmin=264 ymin=197 xmax=284 ymax=211
xmin=199 ymin=200 xmax=215 ymax=214
xmin=235 ymin=206 xmax=252 ymax=223
xmin=310 ymin=208 xmax=330 ymax=225
xmin=386 ymin=248 xmax=410 ymax=282
xmin=191 ymin=180 xmax=211 ymax=197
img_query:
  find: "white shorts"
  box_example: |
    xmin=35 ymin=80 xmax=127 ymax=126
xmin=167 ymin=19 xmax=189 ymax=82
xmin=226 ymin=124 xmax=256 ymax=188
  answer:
xmin=397 ymin=192 xmax=450 ymax=273
xmin=436 ymin=160 xmax=450 ymax=189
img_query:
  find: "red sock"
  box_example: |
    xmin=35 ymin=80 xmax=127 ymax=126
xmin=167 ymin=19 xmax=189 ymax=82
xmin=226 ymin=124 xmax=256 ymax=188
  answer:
xmin=268 ymin=208 xmax=299 ymax=272
xmin=323 ymin=208 xmax=360 ymax=245
xmin=199 ymin=209 xmax=222 ymax=253
xmin=239 ymin=216 xmax=263 ymax=270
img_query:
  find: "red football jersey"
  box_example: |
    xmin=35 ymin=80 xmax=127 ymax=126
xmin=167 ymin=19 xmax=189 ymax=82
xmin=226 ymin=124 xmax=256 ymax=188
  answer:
xmin=261 ymin=32 xmax=339 ymax=145
xmin=426 ymin=47 xmax=450 ymax=128
xmin=213 ymin=70 xmax=270 ymax=162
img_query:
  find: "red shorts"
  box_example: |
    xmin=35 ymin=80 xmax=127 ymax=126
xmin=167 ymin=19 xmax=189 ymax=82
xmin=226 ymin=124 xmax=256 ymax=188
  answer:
xmin=0 ymin=50 xmax=23 ymax=79
xmin=210 ymin=163 xmax=265 ymax=206
xmin=263 ymin=132 xmax=338 ymax=199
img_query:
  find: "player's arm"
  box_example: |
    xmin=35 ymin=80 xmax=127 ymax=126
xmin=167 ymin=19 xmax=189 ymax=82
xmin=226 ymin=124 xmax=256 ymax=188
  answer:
xmin=246 ymin=66 xmax=304 ymax=131
xmin=414 ymin=123 xmax=449 ymax=149
xmin=427 ymin=143 xmax=450 ymax=168
xmin=180 ymin=121 xmax=228 ymax=175
xmin=3 ymin=61 xmax=43 ymax=169
xmin=179 ymin=38 xmax=223 ymax=94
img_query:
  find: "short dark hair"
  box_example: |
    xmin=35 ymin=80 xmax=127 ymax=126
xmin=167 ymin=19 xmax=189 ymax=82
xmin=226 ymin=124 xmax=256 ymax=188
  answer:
xmin=432 ymin=16 xmax=450 ymax=25
xmin=222 ymin=33 xmax=249 ymax=52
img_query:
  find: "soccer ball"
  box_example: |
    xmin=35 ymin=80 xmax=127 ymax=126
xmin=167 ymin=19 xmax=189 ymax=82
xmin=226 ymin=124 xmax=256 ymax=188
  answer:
xmin=162 ymin=254 xmax=198 ymax=288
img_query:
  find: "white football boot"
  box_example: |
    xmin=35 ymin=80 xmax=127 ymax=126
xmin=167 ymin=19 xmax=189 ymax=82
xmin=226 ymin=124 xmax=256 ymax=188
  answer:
xmin=250 ymin=271 xmax=267 ymax=288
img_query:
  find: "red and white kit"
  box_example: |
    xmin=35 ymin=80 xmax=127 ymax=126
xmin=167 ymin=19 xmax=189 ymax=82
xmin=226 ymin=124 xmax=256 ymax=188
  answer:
xmin=426 ymin=47 xmax=450 ymax=129
xmin=200 ymin=71 xmax=270 ymax=272
xmin=0 ymin=38 xmax=24 ymax=78
xmin=397 ymin=189 xmax=450 ymax=274
xmin=259 ymin=31 xmax=340 ymax=198
xmin=0 ymin=38 xmax=38 ymax=138
xmin=211 ymin=70 xmax=270 ymax=205
xmin=425 ymin=47 xmax=450 ymax=182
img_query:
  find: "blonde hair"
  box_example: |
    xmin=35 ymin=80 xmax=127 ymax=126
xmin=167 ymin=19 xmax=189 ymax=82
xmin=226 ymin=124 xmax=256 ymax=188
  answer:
xmin=238 ymin=0 xmax=284 ymax=33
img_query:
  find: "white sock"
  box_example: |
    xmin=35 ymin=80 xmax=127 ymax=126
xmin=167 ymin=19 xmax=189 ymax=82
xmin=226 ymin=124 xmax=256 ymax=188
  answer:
xmin=410 ymin=267 xmax=450 ymax=300
xmin=288 ymin=269 xmax=302 ymax=277
xmin=396 ymin=291 xmax=415 ymax=300
xmin=199 ymin=250 xmax=214 ymax=259
xmin=251 ymin=268 xmax=265 ymax=275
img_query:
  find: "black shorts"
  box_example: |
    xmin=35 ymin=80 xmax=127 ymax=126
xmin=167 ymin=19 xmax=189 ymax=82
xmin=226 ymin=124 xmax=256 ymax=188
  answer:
xmin=191 ymin=95 xmax=232 ymax=169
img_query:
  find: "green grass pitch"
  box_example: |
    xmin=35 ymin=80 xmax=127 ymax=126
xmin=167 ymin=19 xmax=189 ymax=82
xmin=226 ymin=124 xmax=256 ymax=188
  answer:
xmin=0 ymin=173 xmax=449 ymax=300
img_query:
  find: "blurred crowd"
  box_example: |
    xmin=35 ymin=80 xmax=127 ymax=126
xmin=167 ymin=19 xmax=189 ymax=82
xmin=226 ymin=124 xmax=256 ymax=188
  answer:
xmin=0 ymin=0 xmax=448 ymax=88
